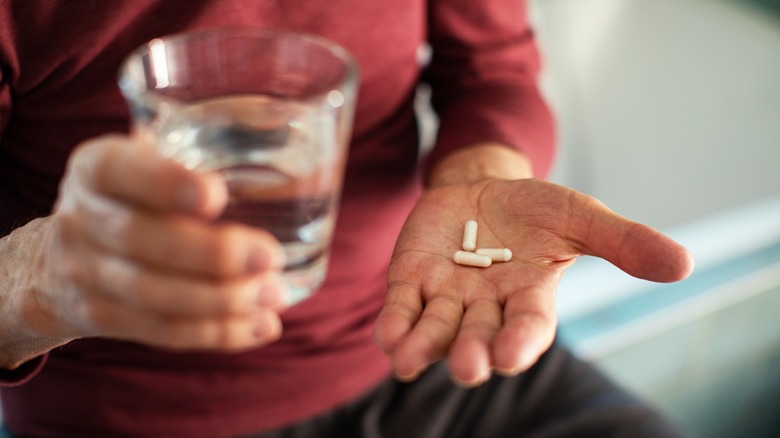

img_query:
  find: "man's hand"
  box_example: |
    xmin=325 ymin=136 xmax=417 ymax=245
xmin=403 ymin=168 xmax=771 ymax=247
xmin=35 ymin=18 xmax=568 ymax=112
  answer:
xmin=1 ymin=134 xmax=287 ymax=369
xmin=374 ymin=146 xmax=694 ymax=387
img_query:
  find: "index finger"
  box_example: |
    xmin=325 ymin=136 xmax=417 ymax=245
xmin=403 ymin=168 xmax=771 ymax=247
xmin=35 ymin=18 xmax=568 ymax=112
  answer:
xmin=491 ymin=284 xmax=557 ymax=375
xmin=69 ymin=134 xmax=227 ymax=218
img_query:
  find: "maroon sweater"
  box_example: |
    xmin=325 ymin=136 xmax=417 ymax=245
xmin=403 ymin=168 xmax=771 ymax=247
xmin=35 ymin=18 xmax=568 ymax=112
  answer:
xmin=0 ymin=1 xmax=554 ymax=436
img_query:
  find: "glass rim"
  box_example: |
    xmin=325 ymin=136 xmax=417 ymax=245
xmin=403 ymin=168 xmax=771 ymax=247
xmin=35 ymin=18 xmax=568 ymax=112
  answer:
xmin=118 ymin=27 xmax=360 ymax=105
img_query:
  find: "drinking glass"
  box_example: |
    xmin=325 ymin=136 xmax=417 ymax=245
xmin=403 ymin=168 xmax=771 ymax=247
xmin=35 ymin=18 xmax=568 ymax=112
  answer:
xmin=119 ymin=28 xmax=359 ymax=305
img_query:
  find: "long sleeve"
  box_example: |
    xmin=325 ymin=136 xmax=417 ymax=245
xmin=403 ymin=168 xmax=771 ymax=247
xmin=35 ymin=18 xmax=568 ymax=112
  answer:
xmin=0 ymin=356 xmax=47 ymax=387
xmin=424 ymin=0 xmax=556 ymax=178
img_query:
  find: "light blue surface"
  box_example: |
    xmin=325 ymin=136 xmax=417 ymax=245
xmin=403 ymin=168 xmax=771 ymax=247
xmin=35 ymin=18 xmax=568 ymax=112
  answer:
xmin=556 ymin=224 xmax=780 ymax=437
xmin=586 ymin=284 xmax=780 ymax=437
xmin=558 ymin=241 xmax=780 ymax=348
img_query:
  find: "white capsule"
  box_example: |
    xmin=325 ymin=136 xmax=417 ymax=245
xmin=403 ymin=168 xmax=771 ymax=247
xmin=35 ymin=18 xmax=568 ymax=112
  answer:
xmin=453 ymin=250 xmax=492 ymax=268
xmin=475 ymin=248 xmax=513 ymax=262
xmin=462 ymin=220 xmax=478 ymax=251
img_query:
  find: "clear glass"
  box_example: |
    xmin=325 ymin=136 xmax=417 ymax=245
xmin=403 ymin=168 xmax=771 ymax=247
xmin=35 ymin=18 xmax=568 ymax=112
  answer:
xmin=119 ymin=28 xmax=359 ymax=305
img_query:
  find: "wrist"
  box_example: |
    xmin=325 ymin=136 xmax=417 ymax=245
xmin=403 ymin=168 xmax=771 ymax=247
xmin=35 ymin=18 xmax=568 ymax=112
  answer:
xmin=0 ymin=217 xmax=72 ymax=369
xmin=427 ymin=142 xmax=534 ymax=188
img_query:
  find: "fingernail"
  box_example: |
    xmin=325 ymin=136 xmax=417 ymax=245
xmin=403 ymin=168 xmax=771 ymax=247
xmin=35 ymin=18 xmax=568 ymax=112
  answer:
xmin=256 ymin=280 xmax=288 ymax=310
xmin=394 ymin=372 xmax=418 ymax=382
xmin=454 ymin=377 xmax=488 ymax=388
xmin=253 ymin=315 xmax=282 ymax=342
xmin=394 ymin=367 xmax=425 ymax=382
xmin=494 ymin=367 xmax=521 ymax=378
xmin=452 ymin=369 xmax=491 ymax=388
xmin=247 ymin=243 xmax=286 ymax=274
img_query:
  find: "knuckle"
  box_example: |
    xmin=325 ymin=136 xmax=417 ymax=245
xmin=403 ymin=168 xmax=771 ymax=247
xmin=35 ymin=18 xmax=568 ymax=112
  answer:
xmin=212 ymin=283 xmax=246 ymax=314
xmin=527 ymin=309 xmax=557 ymax=328
xmin=464 ymin=320 xmax=499 ymax=338
xmin=54 ymin=210 xmax=82 ymax=240
xmin=67 ymin=142 xmax=97 ymax=174
xmin=60 ymin=252 xmax=90 ymax=290
xmin=112 ymin=264 xmax=147 ymax=305
xmin=207 ymin=225 xmax=247 ymax=273
xmin=100 ymin=208 xmax=135 ymax=245
xmin=207 ymin=319 xmax=248 ymax=349
xmin=160 ymin=318 xmax=246 ymax=351
xmin=75 ymin=299 xmax=108 ymax=332
xmin=178 ymin=282 xmax=240 ymax=317
xmin=508 ymin=311 xmax=556 ymax=336
xmin=426 ymin=312 xmax=459 ymax=333
xmin=71 ymin=137 xmax=115 ymax=183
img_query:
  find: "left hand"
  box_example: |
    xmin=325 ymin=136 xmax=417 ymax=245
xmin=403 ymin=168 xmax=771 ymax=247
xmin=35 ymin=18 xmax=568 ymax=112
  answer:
xmin=373 ymin=177 xmax=694 ymax=387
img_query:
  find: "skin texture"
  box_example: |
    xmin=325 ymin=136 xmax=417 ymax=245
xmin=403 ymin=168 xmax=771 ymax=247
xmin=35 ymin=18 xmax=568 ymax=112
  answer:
xmin=1 ymin=135 xmax=288 ymax=369
xmin=373 ymin=143 xmax=694 ymax=387
xmin=1 ymin=138 xmax=694 ymax=390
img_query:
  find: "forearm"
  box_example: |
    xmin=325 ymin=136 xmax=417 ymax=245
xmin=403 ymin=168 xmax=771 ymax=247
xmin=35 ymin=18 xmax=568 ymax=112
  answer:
xmin=427 ymin=142 xmax=534 ymax=189
xmin=0 ymin=217 xmax=72 ymax=370
xmin=425 ymin=1 xmax=556 ymax=180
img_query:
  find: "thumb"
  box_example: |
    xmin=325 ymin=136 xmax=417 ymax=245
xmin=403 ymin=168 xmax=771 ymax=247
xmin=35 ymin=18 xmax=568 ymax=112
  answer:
xmin=570 ymin=196 xmax=695 ymax=283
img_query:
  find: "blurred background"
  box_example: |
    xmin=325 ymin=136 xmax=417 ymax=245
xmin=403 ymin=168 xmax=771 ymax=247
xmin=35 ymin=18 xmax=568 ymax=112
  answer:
xmin=2 ymin=1 xmax=777 ymax=436
xmin=529 ymin=0 xmax=780 ymax=436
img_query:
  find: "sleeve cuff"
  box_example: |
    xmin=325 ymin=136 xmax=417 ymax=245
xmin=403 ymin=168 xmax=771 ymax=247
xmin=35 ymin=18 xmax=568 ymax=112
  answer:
xmin=0 ymin=354 xmax=47 ymax=387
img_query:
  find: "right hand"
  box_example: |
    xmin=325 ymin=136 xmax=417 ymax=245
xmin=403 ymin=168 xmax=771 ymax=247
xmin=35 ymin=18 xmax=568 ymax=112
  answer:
xmin=16 ymin=134 xmax=288 ymax=352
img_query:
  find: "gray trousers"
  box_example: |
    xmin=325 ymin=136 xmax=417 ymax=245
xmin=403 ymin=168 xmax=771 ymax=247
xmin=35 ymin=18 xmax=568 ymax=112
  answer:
xmin=0 ymin=341 xmax=691 ymax=437
xmin=251 ymin=341 xmax=693 ymax=438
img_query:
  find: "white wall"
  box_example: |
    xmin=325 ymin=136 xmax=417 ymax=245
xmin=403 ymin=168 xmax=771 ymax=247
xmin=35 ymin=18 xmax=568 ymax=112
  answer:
xmin=531 ymin=0 xmax=780 ymax=230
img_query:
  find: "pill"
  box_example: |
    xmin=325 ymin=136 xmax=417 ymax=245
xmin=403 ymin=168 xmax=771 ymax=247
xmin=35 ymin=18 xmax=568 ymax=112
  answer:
xmin=453 ymin=250 xmax=492 ymax=268
xmin=462 ymin=220 xmax=478 ymax=251
xmin=475 ymin=248 xmax=513 ymax=262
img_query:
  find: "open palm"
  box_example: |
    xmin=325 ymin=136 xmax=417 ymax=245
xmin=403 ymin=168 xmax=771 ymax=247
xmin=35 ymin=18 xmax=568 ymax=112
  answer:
xmin=374 ymin=178 xmax=693 ymax=386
